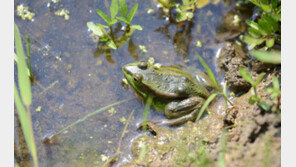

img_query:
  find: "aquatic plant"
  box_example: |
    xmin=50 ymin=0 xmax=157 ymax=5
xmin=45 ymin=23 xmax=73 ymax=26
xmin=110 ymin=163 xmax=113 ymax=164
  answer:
xmin=243 ymin=0 xmax=281 ymax=50
xmin=14 ymin=23 xmax=38 ymax=167
xmin=87 ymin=0 xmax=142 ymax=50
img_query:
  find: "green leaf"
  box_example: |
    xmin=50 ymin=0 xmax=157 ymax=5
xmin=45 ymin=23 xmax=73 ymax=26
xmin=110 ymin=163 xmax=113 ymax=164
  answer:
xmin=116 ymin=16 xmax=128 ymax=23
xmin=257 ymin=19 xmax=270 ymax=35
xmin=110 ymin=0 xmax=119 ymax=19
xmin=239 ymin=67 xmax=254 ymax=85
xmin=167 ymin=2 xmax=176 ymax=8
xmin=270 ymin=92 xmax=280 ymax=99
xmin=271 ymin=14 xmax=281 ymax=22
xmin=97 ymin=24 xmax=108 ymax=36
xmin=248 ymin=27 xmax=262 ymax=38
xmin=87 ymin=22 xmax=104 ymax=36
xmin=97 ymin=9 xmax=111 ymax=25
xmin=243 ymin=35 xmax=258 ymax=44
xmin=246 ymin=20 xmax=259 ymax=30
xmin=97 ymin=23 xmax=109 ymax=29
xmin=266 ymin=38 xmax=275 ymax=48
xmin=110 ymin=18 xmax=118 ymax=25
xmin=271 ymin=0 xmax=278 ymax=9
xmin=260 ymin=4 xmax=271 ymax=13
xmin=262 ymin=14 xmax=279 ymax=31
xmin=158 ymin=0 xmax=169 ymax=8
xmin=195 ymin=93 xmax=218 ymax=122
xmin=197 ymin=54 xmax=221 ymax=91
xmin=252 ymin=50 xmax=281 ymax=64
xmin=249 ymin=95 xmax=260 ymax=104
xmin=106 ymin=40 xmax=117 ymax=49
xmin=248 ymin=43 xmax=257 ymax=50
xmin=130 ymin=25 xmax=143 ymax=30
xmin=127 ymin=3 xmax=138 ymax=23
xmin=272 ymin=76 xmax=280 ymax=90
xmin=254 ymin=72 xmax=265 ymax=87
xmin=259 ymin=102 xmax=270 ymax=111
xmin=176 ymin=12 xmax=187 ymax=22
xmin=14 ymin=23 xmax=32 ymax=106
xmin=119 ymin=0 xmax=128 ymax=17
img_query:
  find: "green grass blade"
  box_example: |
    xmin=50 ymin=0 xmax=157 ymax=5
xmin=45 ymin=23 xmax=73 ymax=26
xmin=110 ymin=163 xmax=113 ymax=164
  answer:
xmin=218 ymin=130 xmax=227 ymax=167
xmin=110 ymin=0 xmax=119 ymax=19
xmin=239 ymin=67 xmax=254 ymax=85
xmin=53 ymin=98 xmax=133 ymax=136
xmin=15 ymin=23 xmax=32 ymax=106
xmin=127 ymin=3 xmax=138 ymax=23
xmin=197 ymin=54 xmax=221 ymax=91
xmin=252 ymin=50 xmax=281 ymax=64
xmin=14 ymin=83 xmax=38 ymax=167
xmin=97 ymin=9 xmax=111 ymax=25
xmin=254 ymin=72 xmax=265 ymax=87
xmin=119 ymin=0 xmax=128 ymax=17
xmin=195 ymin=93 xmax=218 ymax=122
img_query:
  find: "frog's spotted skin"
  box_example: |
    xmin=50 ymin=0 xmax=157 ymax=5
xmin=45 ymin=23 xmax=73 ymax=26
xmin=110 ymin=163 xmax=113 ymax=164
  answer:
xmin=122 ymin=60 xmax=213 ymax=125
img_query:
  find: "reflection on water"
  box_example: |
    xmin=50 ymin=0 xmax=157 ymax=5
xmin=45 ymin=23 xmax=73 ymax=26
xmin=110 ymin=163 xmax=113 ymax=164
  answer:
xmin=14 ymin=0 xmax=247 ymax=166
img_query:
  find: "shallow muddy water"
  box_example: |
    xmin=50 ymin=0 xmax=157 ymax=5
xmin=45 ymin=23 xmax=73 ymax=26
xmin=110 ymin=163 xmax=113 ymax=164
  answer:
xmin=14 ymin=0 xmax=248 ymax=166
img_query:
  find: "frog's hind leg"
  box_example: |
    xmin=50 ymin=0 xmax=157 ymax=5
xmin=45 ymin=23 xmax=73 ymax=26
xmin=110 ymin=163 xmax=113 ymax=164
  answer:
xmin=159 ymin=109 xmax=200 ymax=126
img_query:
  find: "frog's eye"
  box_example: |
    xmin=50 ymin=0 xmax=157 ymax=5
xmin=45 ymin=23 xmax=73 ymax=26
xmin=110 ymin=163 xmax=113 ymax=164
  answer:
xmin=138 ymin=61 xmax=148 ymax=70
xmin=132 ymin=73 xmax=143 ymax=83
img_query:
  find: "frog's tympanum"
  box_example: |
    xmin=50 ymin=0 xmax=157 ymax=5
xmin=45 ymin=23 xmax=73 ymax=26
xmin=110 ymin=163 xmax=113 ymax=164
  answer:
xmin=122 ymin=59 xmax=214 ymax=125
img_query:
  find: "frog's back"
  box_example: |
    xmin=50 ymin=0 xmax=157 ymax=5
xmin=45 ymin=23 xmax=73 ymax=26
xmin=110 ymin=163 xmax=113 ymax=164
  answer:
xmin=143 ymin=66 xmax=210 ymax=99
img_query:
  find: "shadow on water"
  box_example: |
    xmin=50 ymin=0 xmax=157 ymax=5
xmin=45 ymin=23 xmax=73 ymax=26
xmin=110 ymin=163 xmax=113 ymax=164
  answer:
xmin=14 ymin=0 xmax=249 ymax=166
xmin=154 ymin=7 xmax=195 ymax=59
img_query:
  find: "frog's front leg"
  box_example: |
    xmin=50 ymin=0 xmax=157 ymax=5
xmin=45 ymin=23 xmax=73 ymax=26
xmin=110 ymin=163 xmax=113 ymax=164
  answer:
xmin=162 ymin=96 xmax=204 ymax=126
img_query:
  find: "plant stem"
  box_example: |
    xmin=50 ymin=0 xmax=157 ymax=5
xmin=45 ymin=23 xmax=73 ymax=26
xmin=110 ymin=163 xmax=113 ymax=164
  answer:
xmin=25 ymin=105 xmax=39 ymax=167
xmin=109 ymin=25 xmax=115 ymax=41
xmin=26 ymin=35 xmax=34 ymax=82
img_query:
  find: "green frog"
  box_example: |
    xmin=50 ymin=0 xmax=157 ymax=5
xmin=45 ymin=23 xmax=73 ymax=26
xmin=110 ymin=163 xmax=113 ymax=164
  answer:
xmin=122 ymin=59 xmax=214 ymax=125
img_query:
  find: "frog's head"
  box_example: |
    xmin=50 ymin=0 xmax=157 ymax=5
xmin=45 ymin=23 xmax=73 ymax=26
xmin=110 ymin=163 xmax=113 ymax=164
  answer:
xmin=122 ymin=61 xmax=151 ymax=98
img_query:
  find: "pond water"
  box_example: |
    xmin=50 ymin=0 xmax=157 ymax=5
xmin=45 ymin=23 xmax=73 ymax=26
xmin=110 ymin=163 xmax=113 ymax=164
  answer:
xmin=14 ymin=0 xmax=250 ymax=166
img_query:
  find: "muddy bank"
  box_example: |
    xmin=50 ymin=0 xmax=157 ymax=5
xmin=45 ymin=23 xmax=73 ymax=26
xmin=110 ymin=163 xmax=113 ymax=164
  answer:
xmin=119 ymin=43 xmax=281 ymax=166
